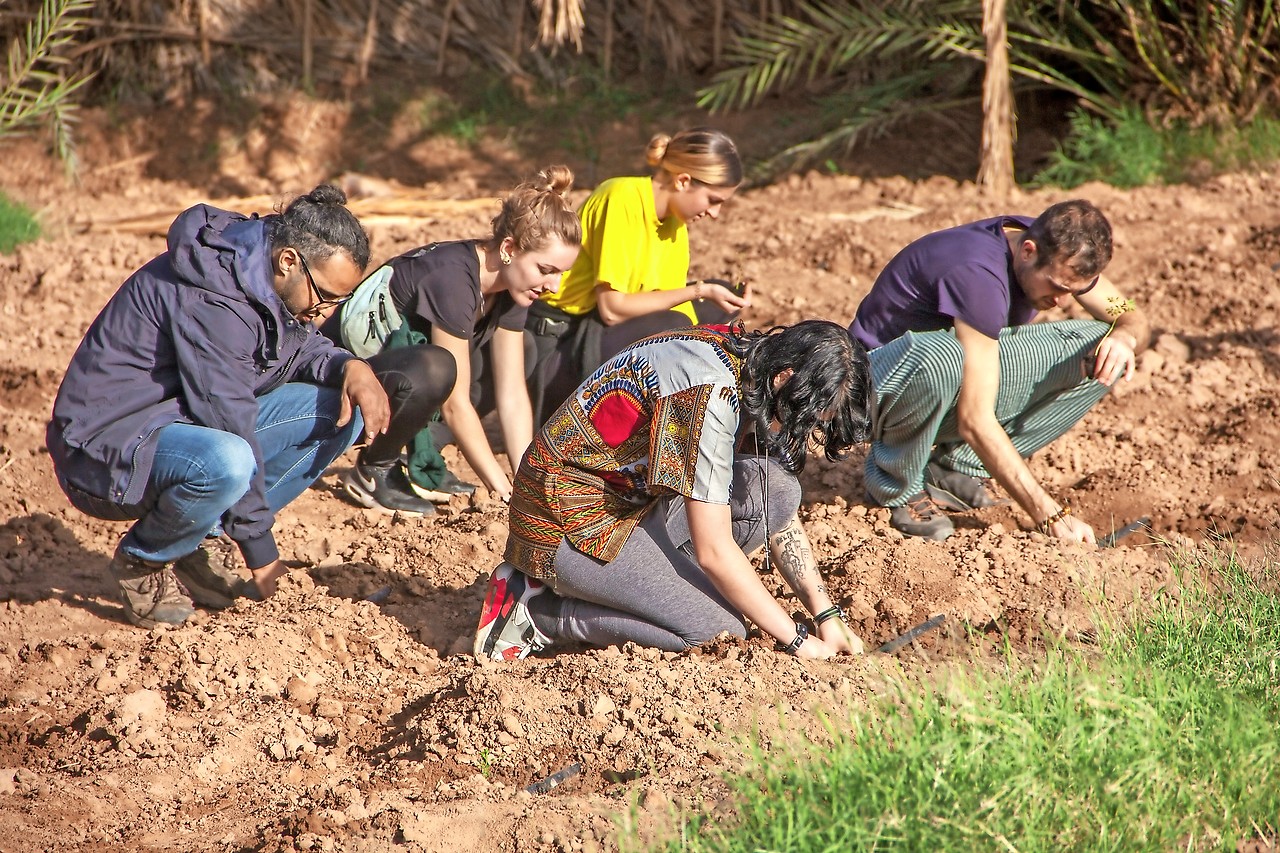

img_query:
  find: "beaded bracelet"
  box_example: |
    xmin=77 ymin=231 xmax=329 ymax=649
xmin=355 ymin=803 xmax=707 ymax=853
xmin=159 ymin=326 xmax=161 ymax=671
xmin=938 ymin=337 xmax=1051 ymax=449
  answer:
xmin=1037 ymin=505 xmax=1072 ymax=534
xmin=814 ymin=606 xmax=847 ymax=626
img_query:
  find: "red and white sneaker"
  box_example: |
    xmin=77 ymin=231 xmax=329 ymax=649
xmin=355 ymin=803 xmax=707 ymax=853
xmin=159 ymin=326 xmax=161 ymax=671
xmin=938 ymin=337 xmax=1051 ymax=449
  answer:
xmin=473 ymin=564 xmax=554 ymax=661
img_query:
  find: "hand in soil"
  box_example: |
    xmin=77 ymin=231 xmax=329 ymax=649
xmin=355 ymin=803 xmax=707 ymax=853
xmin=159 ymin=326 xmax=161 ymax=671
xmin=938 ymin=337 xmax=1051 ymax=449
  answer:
xmin=795 ymin=634 xmax=839 ymax=660
xmin=1048 ymin=514 xmax=1096 ymax=545
xmin=817 ymin=619 xmax=866 ymax=655
xmin=247 ymin=560 xmax=289 ymax=599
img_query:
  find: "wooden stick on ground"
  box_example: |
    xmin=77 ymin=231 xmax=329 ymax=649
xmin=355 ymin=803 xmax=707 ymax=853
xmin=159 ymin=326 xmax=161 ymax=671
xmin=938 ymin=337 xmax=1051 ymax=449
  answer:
xmin=81 ymin=195 xmax=499 ymax=236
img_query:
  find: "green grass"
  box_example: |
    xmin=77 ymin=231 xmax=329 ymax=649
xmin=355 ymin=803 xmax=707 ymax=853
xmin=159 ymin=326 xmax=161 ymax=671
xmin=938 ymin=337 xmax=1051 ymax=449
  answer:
xmin=640 ymin=544 xmax=1280 ymax=852
xmin=0 ymin=191 xmax=40 ymax=253
xmin=1036 ymin=106 xmax=1280 ymax=188
xmin=1111 ymin=544 xmax=1280 ymax=717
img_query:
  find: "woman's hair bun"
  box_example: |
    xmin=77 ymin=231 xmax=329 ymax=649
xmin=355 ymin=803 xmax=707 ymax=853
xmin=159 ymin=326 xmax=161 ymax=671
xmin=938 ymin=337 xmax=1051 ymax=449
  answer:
xmin=538 ymin=164 xmax=575 ymax=197
xmin=644 ymin=133 xmax=672 ymax=168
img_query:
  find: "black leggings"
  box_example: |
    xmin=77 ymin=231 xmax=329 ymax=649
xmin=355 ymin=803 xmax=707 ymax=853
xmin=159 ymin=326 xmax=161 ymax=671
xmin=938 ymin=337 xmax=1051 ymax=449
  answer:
xmin=361 ymin=345 xmax=456 ymax=467
xmin=527 ymin=300 xmax=737 ymax=425
xmin=597 ymin=303 xmax=734 ymax=362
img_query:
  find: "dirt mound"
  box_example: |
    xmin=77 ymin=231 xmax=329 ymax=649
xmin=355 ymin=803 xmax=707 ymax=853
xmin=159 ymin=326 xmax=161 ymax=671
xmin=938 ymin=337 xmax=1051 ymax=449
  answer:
xmin=2 ymin=114 xmax=1278 ymax=850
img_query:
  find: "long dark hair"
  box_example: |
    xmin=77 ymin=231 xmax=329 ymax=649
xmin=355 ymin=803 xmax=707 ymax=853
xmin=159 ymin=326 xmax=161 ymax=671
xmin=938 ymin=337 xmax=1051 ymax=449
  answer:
xmin=730 ymin=320 xmax=872 ymax=473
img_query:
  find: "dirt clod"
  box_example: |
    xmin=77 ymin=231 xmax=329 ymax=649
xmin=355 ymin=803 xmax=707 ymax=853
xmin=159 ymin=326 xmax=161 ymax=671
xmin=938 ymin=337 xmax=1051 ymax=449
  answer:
xmin=1 ymin=112 xmax=1277 ymax=851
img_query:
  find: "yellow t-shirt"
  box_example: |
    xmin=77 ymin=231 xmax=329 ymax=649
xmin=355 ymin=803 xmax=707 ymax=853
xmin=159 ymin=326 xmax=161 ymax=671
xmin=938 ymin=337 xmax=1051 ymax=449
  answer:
xmin=544 ymin=175 xmax=695 ymax=322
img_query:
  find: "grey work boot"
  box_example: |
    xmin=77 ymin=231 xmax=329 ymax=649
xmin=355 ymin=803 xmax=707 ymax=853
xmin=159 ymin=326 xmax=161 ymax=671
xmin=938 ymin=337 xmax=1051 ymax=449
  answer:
xmin=889 ymin=492 xmax=955 ymax=541
xmin=925 ymin=462 xmax=1008 ymax=512
xmin=108 ymin=543 xmax=195 ymax=628
xmin=173 ymin=534 xmax=243 ymax=609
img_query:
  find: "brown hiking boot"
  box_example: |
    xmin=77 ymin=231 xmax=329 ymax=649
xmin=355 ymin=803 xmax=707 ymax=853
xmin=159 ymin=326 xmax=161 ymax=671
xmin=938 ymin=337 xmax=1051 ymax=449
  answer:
xmin=172 ymin=534 xmax=244 ymax=609
xmin=889 ymin=492 xmax=955 ymax=541
xmin=925 ymin=462 xmax=1009 ymax=512
xmin=108 ymin=543 xmax=195 ymax=628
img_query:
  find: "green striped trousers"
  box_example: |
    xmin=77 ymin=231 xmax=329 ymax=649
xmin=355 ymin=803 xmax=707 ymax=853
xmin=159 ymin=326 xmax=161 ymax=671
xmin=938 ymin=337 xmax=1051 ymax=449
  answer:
xmin=865 ymin=319 xmax=1112 ymax=507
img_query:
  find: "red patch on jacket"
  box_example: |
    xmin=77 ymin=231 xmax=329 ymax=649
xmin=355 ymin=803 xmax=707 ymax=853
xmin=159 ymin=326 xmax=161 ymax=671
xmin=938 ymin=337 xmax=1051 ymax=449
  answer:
xmin=590 ymin=390 xmax=645 ymax=448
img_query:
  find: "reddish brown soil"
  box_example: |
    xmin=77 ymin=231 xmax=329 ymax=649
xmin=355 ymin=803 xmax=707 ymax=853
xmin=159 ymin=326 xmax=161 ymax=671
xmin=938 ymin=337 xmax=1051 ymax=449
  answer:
xmin=2 ymin=97 xmax=1279 ymax=852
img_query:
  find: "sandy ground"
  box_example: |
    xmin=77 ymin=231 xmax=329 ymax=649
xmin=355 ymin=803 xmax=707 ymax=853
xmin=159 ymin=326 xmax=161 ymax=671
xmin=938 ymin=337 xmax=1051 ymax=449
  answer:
xmin=2 ymin=99 xmax=1279 ymax=851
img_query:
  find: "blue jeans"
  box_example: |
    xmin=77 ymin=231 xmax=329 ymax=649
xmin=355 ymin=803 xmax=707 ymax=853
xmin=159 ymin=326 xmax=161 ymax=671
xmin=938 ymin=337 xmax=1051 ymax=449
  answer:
xmin=116 ymin=383 xmax=360 ymax=563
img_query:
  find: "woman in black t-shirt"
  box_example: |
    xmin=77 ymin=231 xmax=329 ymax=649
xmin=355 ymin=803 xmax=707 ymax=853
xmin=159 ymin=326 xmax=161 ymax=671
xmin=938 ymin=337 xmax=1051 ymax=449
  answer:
xmin=322 ymin=166 xmax=581 ymax=514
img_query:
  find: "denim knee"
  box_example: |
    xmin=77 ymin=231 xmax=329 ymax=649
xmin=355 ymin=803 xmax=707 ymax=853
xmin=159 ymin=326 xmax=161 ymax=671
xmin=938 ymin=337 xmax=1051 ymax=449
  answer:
xmin=198 ymin=433 xmax=256 ymax=503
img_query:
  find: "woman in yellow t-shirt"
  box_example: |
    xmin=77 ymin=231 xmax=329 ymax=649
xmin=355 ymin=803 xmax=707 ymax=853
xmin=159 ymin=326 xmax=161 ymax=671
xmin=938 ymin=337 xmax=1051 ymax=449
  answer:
xmin=525 ymin=127 xmax=749 ymax=422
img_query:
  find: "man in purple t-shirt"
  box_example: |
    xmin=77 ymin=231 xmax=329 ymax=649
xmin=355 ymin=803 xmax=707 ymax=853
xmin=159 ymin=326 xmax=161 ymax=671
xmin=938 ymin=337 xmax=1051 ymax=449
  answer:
xmin=849 ymin=199 xmax=1149 ymax=542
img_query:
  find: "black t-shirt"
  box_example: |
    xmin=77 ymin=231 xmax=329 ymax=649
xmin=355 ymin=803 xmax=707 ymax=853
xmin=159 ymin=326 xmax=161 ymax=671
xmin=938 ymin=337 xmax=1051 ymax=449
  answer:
xmin=388 ymin=240 xmax=527 ymax=347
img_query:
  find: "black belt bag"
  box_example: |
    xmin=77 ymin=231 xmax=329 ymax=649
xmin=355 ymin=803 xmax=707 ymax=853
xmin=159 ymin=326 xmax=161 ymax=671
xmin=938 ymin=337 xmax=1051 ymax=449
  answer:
xmin=527 ymin=301 xmax=579 ymax=339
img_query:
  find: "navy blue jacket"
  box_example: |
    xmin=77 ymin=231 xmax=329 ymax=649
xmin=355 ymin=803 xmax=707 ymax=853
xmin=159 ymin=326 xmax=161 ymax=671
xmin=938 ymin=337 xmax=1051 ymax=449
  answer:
xmin=48 ymin=203 xmax=357 ymax=568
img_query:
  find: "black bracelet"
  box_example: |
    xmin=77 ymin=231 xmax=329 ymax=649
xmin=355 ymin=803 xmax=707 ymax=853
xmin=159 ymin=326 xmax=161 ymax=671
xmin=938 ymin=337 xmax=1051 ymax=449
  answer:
xmin=814 ymin=606 xmax=846 ymax=626
xmin=778 ymin=622 xmax=808 ymax=655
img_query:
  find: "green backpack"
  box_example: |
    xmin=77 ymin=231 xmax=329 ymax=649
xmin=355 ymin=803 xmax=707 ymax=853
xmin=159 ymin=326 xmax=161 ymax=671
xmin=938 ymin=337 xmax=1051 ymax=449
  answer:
xmin=338 ymin=264 xmax=401 ymax=358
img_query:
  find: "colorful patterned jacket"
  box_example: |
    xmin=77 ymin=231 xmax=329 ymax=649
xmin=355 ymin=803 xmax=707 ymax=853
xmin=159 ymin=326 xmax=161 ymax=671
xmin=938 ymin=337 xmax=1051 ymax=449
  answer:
xmin=506 ymin=326 xmax=744 ymax=579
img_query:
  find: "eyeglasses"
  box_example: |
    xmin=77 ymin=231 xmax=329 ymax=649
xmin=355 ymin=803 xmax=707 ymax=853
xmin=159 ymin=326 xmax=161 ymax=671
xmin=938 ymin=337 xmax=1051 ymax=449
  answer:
xmin=1047 ymin=273 xmax=1100 ymax=296
xmin=296 ymin=251 xmax=351 ymax=320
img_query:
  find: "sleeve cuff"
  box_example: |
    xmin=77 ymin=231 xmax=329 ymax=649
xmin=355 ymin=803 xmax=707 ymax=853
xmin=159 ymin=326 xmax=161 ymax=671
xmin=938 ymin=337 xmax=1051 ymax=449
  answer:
xmin=325 ymin=351 xmax=360 ymax=386
xmin=236 ymin=531 xmax=280 ymax=569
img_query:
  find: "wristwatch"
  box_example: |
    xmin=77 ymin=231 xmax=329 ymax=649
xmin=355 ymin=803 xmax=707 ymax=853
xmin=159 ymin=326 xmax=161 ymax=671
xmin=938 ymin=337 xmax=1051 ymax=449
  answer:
xmin=779 ymin=622 xmax=808 ymax=656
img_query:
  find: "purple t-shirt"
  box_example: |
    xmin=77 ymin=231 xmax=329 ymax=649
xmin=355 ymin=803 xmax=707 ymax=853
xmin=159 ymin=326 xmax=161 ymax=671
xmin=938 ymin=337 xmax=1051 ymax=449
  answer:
xmin=849 ymin=216 xmax=1038 ymax=350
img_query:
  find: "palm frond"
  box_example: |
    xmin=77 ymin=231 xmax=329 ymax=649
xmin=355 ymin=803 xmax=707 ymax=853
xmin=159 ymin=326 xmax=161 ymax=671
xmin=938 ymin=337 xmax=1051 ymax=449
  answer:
xmin=698 ymin=0 xmax=977 ymax=112
xmin=748 ymin=63 xmax=977 ymax=180
xmin=1 ymin=0 xmax=96 ymax=175
xmin=533 ymin=0 xmax=586 ymax=51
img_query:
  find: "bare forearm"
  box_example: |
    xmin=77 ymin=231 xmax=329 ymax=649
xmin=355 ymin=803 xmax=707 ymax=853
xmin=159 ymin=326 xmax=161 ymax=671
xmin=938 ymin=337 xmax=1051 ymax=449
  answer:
xmin=442 ymin=401 xmax=511 ymax=498
xmin=595 ymin=285 xmax=695 ymax=325
xmin=699 ymin=546 xmax=799 ymax=643
xmin=497 ymin=397 xmax=533 ymax=475
xmin=1111 ymin=311 xmax=1150 ymax=353
xmin=767 ymin=517 xmax=836 ymax=617
xmin=960 ymin=412 xmax=1059 ymax=523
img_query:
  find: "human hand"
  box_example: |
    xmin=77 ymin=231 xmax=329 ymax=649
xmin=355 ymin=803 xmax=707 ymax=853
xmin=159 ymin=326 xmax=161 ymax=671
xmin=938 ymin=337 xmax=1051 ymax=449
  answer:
xmin=817 ymin=618 xmax=865 ymax=655
xmin=1048 ymin=514 xmax=1096 ymax=545
xmin=1090 ymin=334 xmax=1136 ymax=386
xmin=340 ymin=359 xmax=389 ymax=441
xmin=794 ymin=634 xmax=840 ymax=660
xmin=246 ymin=559 xmax=288 ymax=599
xmin=694 ymin=280 xmax=751 ymax=315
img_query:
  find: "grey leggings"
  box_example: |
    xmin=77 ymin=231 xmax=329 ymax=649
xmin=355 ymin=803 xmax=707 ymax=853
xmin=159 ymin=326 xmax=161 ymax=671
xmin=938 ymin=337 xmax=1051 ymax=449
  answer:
xmin=527 ymin=456 xmax=801 ymax=651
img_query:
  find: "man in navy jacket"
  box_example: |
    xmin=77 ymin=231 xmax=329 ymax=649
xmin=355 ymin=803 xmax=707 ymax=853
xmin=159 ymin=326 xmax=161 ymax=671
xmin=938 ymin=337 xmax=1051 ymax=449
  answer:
xmin=48 ymin=185 xmax=389 ymax=627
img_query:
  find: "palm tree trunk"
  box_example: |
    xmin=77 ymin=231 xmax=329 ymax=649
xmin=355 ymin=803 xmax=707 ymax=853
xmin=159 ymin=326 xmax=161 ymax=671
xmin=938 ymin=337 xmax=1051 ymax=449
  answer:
xmin=978 ymin=0 xmax=1014 ymax=196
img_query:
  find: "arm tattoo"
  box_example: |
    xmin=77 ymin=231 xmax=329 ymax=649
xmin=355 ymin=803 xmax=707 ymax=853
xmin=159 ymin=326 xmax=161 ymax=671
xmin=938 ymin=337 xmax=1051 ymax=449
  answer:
xmin=771 ymin=524 xmax=812 ymax=590
xmin=770 ymin=521 xmax=831 ymax=608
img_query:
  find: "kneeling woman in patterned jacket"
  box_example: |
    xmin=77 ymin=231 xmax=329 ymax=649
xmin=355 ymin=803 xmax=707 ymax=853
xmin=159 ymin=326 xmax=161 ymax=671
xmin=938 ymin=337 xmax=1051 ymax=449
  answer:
xmin=474 ymin=319 xmax=872 ymax=661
